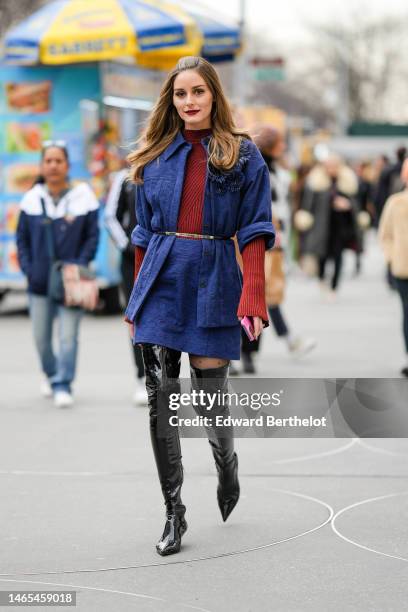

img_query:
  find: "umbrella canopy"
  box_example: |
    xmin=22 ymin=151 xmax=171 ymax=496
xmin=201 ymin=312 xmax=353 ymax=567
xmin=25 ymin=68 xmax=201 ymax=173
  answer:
xmin=3 ymin=0 xmax=202 ymax=66
xmin=3 ymin=0 xmax=241 ymax=69
xmin=191 ymin=13 xmax=240 ymax=63
xmin=137 ymin=9 xmax=241 ymax=69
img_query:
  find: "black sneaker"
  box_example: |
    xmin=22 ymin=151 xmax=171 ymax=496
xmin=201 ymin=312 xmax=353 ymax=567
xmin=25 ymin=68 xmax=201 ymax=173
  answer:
xmin=401 ymin=367 xmax=408 ymax=378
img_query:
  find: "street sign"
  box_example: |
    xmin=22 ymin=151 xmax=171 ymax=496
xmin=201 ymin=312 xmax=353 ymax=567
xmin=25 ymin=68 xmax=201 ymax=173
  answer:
xmin=253 ymin=67 xmax=284 ymax=81
xmin=250 ymin=56 xmax=285 ymax=82
xmin=250 ymin=57 xmax=284 ymax=66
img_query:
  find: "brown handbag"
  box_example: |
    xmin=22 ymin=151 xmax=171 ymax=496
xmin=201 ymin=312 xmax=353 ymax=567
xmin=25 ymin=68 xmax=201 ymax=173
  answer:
xmin=233 ymin=223 xmax=285 ymax=307
xmin=265 ymin=216 xmax=285 ymax=306
xmin=265 ymin=248 xmax=285 ymax=306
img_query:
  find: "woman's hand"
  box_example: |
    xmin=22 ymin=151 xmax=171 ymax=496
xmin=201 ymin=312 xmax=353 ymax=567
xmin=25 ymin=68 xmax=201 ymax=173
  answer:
xmin=252 ymin=316 xmax=264 ymax=339
xmin=333 ymin=196 xmax=351 ymax=211
xmin=238 ymin=316 xmax=264 ymax=340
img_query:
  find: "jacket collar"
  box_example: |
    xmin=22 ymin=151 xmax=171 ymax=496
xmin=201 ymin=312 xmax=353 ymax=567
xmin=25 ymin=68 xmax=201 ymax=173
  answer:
xmin=163 ymin=131 xmax=187 ymax=161
xmin=163 ymin=130 xmax=211 ymax=161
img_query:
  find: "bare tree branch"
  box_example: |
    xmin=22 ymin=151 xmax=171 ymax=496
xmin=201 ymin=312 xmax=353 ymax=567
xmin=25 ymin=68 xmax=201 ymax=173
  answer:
xmin=0 ymin=0 xmax=50 ymax=40
xmin=300 ymin=13 xmax=408 ymax=123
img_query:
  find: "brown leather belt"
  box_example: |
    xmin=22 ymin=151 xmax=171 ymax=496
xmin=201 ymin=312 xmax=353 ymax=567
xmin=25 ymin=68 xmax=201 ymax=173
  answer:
xmin=156 ymin=231 xmax=231 ymax=240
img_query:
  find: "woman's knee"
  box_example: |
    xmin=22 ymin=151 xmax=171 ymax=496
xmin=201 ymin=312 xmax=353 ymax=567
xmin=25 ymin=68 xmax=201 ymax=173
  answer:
xmin=189 ymin=354 xmax=229 ymax=369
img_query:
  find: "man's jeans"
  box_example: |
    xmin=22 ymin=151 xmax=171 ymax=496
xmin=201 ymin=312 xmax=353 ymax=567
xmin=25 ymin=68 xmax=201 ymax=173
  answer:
xmin=29 ymin=294 xmax=83 ymax=393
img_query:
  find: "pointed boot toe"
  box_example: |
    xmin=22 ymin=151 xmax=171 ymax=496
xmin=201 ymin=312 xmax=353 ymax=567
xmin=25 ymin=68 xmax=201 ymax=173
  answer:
xmin=217 ymin=453 xmax=240 ymax=522
xmin=219 ymin=494 xmax=240 ymax=522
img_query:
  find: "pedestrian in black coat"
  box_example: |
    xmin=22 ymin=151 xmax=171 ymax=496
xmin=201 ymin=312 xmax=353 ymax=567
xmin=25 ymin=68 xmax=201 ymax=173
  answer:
xmin=105 ymin=168 xmax=146 ymax=405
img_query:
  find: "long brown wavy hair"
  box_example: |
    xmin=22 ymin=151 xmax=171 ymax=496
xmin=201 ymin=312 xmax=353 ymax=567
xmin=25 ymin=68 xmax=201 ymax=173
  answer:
xmin=128 ymin=56 xmax=251 ymax=184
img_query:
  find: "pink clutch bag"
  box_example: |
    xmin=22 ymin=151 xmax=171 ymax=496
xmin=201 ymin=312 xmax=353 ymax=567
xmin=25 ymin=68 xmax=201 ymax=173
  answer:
xmin=241 ymin=316 xmax=255 ymax=341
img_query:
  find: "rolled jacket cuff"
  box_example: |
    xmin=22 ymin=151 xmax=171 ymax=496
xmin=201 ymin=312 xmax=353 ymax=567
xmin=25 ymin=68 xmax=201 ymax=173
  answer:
xmin=236 ymin=221 xmax=276 ymax=252
xmin=131 ymin=224 xmax=153 ymax=249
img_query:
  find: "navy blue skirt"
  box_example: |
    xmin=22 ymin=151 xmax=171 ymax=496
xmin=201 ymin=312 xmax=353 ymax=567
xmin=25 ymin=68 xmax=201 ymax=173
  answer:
xmin=133 ymin=237 xmax=241 ymax=359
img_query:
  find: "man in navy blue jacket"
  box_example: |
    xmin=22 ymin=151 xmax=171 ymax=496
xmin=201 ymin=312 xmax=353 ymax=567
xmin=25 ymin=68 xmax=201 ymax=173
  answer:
xmin=16 ymin=143 xmax=99 ymax=407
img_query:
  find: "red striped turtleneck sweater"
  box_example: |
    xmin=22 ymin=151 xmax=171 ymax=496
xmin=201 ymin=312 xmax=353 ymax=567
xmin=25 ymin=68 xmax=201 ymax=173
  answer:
xmin=134 ymin=128 xmax=268 ymax=323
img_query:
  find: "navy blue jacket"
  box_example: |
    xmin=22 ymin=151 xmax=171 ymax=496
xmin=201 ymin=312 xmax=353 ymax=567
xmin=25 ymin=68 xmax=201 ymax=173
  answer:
xmin=16 ymin=183 xmax=99 ymax=295
xmin=125 ymin=132 xmax=275 ymax=328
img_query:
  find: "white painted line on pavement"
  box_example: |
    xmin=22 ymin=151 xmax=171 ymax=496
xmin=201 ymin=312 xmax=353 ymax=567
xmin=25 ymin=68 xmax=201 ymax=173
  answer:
xmin=0 ymin=439 xmax=358 ymax=476
xmin=331 ymin=492 xmax=408 ymax=563
xmin=273 ymin=438 xmax=358 ymax=464
xmin=0 ymin=489 xmax=334 ymax=577
xmin=356 ymin=438 xmax=408 ymax=458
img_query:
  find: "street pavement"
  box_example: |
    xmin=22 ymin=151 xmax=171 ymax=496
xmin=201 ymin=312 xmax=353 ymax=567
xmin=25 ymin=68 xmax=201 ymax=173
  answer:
xmin=0 ymin=231 xmax=407 ymax=612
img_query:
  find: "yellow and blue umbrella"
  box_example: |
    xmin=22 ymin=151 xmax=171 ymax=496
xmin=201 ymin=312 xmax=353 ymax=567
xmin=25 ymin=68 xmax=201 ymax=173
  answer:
xmin=135 ymin=4 xmax=242 ymax=68
xmin=4 ymin=0 xmax=240 ymax=68
xmin=187 ymin=10 xmax=241 ymax=63
xmin=3 ymin=0 xmax=202 ymax=66
xmin=178 ymin=0 xmax=242 ymax=62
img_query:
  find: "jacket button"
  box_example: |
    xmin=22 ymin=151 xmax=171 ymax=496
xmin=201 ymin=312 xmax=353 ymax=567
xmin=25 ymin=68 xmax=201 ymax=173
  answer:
xmin=199 ymin=281 xmax=207 ymax=288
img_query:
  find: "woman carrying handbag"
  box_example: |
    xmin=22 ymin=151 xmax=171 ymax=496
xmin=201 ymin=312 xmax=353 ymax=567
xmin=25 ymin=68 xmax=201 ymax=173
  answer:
xmin=16 ymin=142 xmax=99 ymax=408
xmin=125 ymin=56 xmax=275 ymax=556
xmin=234 ymin=126 xmax=316 ymax=375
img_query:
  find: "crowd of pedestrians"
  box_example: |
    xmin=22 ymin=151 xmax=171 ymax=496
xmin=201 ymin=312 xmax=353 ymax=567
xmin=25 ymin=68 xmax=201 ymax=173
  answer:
xmin=293 ymin=145 xmax=408 ymax=376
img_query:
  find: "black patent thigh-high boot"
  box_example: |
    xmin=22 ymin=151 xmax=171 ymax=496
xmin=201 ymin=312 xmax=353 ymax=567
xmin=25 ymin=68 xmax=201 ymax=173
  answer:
xmin=189 ymin=363 xmax=240 ymax=522
xmin=142 ymin=344 xmax=187 ymax=556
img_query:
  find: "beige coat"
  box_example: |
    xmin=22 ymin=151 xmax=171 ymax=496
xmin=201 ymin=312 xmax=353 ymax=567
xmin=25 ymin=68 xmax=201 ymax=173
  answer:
xmin=379 ymin=190 xmax=408 ymax=278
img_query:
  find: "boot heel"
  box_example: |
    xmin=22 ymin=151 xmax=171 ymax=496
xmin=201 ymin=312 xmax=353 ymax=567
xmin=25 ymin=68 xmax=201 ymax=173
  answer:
xmin=179 ymin=515 xmax=188 ymax=536
xmin=156 ymin=512 xmax=187 ymax=556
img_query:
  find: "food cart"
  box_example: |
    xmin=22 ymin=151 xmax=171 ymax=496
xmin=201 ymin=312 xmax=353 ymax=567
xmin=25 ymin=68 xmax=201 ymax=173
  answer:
xmin=0 ymin=60 xmax=163 ymax=308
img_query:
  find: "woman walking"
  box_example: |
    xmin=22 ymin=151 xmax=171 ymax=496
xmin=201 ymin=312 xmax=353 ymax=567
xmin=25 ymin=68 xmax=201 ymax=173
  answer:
xmin=299 ymin=154 xmax=360 ymax=298
xmin=379 ymin=159 xmax=408 ymax=377
xmin=16 ymin=142 xmax=99 ymax=407
xmin=125 ymin=56 xmax=275 ymax=556
xmin=233 ymin=126 xmax=315 ymax=375
xmin=255 ymin=126 xmax=316 ymax=359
